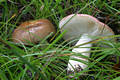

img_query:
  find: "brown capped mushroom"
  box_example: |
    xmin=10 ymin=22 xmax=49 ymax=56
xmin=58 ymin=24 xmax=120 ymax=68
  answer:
xmin=12 ymin=19 xmax=56 ymax=44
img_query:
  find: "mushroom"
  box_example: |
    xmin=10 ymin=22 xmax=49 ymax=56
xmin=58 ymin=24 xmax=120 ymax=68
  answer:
xmin=59 ymin=14 xmax=114 ymax=72
xmin=12 ymin=19 xmax=56 ymax=44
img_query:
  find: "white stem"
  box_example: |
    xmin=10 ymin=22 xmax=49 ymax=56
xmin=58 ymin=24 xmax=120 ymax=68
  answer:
xmin=67 ymin=34 xmax=92 ymax=71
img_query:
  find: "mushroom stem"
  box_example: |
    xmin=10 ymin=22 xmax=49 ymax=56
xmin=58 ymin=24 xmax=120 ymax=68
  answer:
xmin=67 ymin=34 xmax=92 ymax=72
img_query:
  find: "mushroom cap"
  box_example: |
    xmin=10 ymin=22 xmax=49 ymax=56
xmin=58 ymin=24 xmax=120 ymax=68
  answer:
xmin=59 ymin=14 xmax=114 ymax=41
xmin=12 ymin=19 xmax=56 ymax=44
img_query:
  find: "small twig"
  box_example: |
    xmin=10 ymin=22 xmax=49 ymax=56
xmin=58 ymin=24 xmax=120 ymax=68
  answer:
xmin=19 ymin=6 xmax=26 ymax=14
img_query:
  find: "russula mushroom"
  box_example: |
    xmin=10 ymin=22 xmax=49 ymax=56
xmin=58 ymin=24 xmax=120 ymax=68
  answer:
xmin=12 ymin=19 xmax=56 ymax=44
xmin=59 ymin=14 xmax=114 ymax=72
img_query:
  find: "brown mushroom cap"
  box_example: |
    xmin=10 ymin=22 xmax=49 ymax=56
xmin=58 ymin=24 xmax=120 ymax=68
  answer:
xmin=12 ymin=19 xmax=56 ymax=44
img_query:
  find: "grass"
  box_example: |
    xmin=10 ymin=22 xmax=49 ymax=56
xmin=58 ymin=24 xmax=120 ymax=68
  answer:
xmin=0 ymin=0 xmax=120 ymax=80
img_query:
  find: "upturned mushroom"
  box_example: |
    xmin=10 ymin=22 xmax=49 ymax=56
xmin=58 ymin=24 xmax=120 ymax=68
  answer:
xmin=59 ymin=14 xmax=114 ymax=72
xmin=12 ymin=19 xmax=56 ymax=44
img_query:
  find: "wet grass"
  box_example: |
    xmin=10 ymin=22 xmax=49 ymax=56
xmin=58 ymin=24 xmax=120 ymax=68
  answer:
xmin=0 ymin=0 xmax=120 ymax=80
